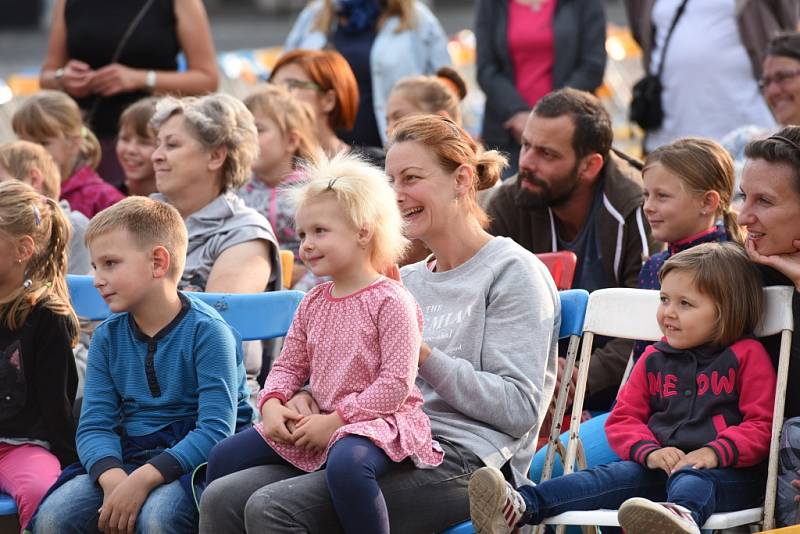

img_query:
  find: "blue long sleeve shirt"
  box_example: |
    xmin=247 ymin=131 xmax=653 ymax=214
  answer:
xmin=77 ymin=294 xmax=252 ymax=482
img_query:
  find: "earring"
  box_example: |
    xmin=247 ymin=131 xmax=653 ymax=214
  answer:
xmin=23 ymin=279 xmax=32 ymax=289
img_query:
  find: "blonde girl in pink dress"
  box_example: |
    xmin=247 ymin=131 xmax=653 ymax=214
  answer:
xmin=202 ymin=151 xmax=442 ymax=534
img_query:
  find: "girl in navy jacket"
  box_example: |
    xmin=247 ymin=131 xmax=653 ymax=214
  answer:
xmin=468 ymin=242 xmax=776 ymax=534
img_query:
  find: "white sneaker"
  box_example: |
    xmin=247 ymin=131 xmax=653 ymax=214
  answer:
xmin=618 ymin=497 xmax=702 ymax=534
xmin=469 ymin=466 xmax=527 ymax=534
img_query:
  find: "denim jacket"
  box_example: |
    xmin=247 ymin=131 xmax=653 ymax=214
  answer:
xmin=284 ymin=0 xmax=451 ymax=142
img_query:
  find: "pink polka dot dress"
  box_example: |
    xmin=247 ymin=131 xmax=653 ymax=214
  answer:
xmin=255 ymin=277 xmax=444 ymax=472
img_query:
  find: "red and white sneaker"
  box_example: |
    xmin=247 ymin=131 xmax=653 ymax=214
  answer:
xmin=468 ymin=467 xmax=527 ymax=534
xmin=618 ymin=497 xmax=701 ymax=534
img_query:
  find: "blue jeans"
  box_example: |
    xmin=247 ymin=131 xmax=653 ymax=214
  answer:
xmin=205 ymin=427 xmax=394 ymax=534
xmin=32 ymin=469 xmax=197 ymax=534
xmin=518 ymin=460 xmax=767 ymax=528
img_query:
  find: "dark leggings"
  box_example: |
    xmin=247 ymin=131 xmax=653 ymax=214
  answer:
xmin=206 ymin=427 xmax=393 ymax=534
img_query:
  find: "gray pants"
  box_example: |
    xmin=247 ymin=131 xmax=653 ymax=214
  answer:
xmin=199 ymin=438 xmax=482 ymax=533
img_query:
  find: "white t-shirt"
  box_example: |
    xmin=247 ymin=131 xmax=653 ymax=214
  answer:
xmin=645 ymin=0 xmax=775 ymax=152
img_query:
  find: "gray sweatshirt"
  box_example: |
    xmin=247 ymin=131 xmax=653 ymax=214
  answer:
xmin=401 ymin=236 xmax=560 ymax=484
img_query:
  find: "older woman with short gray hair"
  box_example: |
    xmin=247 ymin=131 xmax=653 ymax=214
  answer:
xmin=150 ymin=93 xmax=280 ymax=400
xmin=150 ymin=93 xmax=279 ymax=294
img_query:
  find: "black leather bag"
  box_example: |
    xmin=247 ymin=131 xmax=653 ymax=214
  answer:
xmin=630 ymin=75 xmax=664 ymax=130
xmin=629 ymin=0 xmax=689 ymax=131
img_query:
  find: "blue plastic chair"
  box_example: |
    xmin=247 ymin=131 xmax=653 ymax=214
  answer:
xmin=0 ymin=493 xmax=16 ymax=517
xmin=440 ymin=289 xmax=590 ymax=534
xmin=66 ymin=274 xmax=112 ymax=321
xmin=66 ymin=274 xmax=304 ymax=341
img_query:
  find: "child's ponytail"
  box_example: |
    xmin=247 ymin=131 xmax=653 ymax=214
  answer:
xmin=0 ymin=182 xmax=79 ymax=344
xmin=80 ymin=126 xmax=102 ymax=170
xmin=722 ymin=206 xmax=745 ymax=245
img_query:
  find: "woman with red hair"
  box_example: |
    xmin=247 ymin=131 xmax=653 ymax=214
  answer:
xmin=269 ymin=49 xmax=358 ymax=156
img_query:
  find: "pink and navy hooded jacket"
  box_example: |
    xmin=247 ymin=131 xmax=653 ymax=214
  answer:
xmin=606 ymin=338 xmax=776 ymax=468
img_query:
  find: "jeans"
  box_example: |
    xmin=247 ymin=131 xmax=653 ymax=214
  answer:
xmin=199 ymin=436 xmax=482 ymax=534
xmin=205 ymin=427 xmax=393 ymax=533
xmin=33 ymin=469 xmax=197 ymax=534
xmin=518 ymin=460 xmax=767 ymax=528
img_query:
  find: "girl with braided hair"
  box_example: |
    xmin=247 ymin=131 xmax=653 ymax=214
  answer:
xmin=0 ymin=180 xmax=80 ymax=531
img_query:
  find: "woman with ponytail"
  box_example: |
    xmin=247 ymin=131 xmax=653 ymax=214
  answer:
xmin=0 ymin=181 xmax=80 ymax=531
xmin=12 ymin=90 xmax=124 ymax=218
xmin=198 ymin=114 xmax=560 ymax=533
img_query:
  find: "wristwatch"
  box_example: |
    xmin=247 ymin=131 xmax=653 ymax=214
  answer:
xmin=54 ymin=67 xmax=65 ymax=88
xmin=146 ymin=70 xmax=156 ymax=91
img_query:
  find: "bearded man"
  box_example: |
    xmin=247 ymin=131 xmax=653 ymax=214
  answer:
xmin=486 ymin=87 xmax=659 ymax=408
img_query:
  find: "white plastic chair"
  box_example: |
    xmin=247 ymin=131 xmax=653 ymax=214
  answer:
xmin=543 ymin=286 xmax=794 ymax=533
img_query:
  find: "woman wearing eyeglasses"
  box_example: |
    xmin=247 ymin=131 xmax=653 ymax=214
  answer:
xmin=626 ymin=0 xmax=796 ymax=153
xmin=269 ymin=49 xmax=357 ymax=157
xmin=722 ymin=32 xmax=800 ymax=177
xmin=269 ymin=49 xmax=385 ymax=167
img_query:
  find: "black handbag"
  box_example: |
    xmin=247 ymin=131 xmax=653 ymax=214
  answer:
xmin=629 ymin=0 xmax=690 ymax=131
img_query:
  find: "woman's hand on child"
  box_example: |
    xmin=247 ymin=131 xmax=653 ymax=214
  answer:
xmin=261 ymin=398 xmax=303 ymax=444
xmin=285 ymin=391 xmax=320 ymax=433
xmin=293 ymin=412 xmax=344 ymax=452
xmin=746 ymin=238 xmax=800 ymax=291
xmin=671 ymin=446 xmax=718 ymax=472
xmin=97 ymin=464 xmax=163 ymax=534
xmin=646 ymin=447 xmax=685 ymax=475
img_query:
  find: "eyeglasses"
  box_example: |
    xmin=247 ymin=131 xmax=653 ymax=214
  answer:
xmin=758 ymin=69 xmax=800 ymax=90
xmin=271 ymin=78 xmax=322 ymax=92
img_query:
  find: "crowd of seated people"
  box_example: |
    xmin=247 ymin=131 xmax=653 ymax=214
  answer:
xmin=0 ymin=2 xmax=799 ymax=533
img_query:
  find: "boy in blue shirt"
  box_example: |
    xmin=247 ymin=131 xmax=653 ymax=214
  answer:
xmin=34 ymin=197 xmax=252 ymax=533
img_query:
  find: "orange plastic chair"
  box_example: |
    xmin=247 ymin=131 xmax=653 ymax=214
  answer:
xmin=536 ymin=251 xmax=578 ymax=290
xmin=279 ymin=250 xmax=295 ymax=289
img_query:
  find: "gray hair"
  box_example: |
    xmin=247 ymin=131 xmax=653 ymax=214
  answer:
xmin=151 ymin=94 xmax=258 ymax=190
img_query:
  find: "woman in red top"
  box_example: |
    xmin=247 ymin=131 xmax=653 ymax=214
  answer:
xmin=475 ymin=0 xmax=606 ymax=177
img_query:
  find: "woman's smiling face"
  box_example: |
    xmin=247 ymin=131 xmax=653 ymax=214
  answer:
xmin=738 ymin=158 xmax=800 ymax=256
xmin=385 ymin=140 xmax=459 ymax=242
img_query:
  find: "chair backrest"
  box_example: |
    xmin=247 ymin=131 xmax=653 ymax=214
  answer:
xmin=66 ymin=274 xmax=304 ymax=341
xmin=558 ymin=289 xmax=589 ymax=340
xmin=66 ymin=274 xmax=111 ymax=321
xmin=279 ymin=249 xmax=295 ymax=289
xmin=188 ymin=291 xmax=303 ymax=341
xmin=537 ymin=251 xmax=578 ymax=291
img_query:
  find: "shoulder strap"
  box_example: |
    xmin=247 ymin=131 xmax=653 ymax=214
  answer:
xmin=109 ymin=0 xmax=158 ymax=64
xmin=84 ymin=0 xmax=157 ymax=126
xmin=655 ymin=0 xmax=690 ymax=78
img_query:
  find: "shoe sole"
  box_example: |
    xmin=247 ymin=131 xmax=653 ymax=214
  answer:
xmin=618 ymin=497 xmax=697 ymax=534
xmin=469 ymin=467 xmax=514 ymax=534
